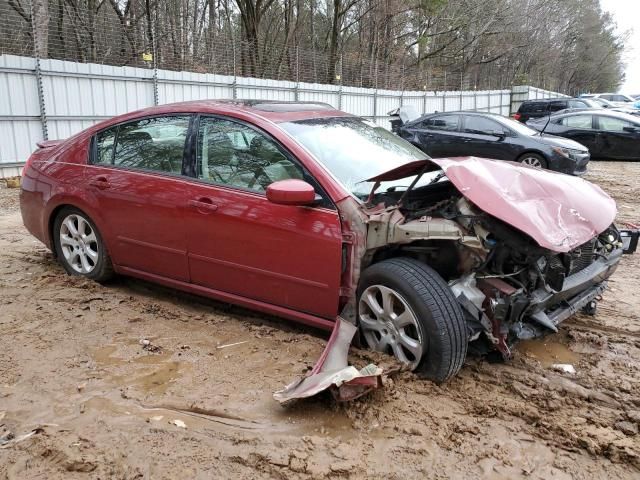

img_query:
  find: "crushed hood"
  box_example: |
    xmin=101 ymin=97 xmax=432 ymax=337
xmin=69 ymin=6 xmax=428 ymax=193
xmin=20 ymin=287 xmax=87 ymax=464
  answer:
xmin=366 ymin=156 xmax=617 ymax=253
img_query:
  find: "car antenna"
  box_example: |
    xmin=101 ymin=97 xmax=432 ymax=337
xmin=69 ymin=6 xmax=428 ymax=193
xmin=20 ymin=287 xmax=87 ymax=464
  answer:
xmin=540 ymin=113 xmax=552 ymax=136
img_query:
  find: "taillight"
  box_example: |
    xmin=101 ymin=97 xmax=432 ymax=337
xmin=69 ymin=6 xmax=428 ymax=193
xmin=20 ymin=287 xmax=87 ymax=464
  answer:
xmin=514 ymin=112 xmax=522 ymax=121
xmin=22 ymin=154 xmax=35 ymax=177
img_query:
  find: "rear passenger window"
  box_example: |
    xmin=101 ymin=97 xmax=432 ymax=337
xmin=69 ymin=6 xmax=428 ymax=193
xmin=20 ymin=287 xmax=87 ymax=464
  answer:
xmin=95 ymin=128 xmax=116 ymax=165
xmin=561 ymin=115 xmax=593 ymax=129
xmin=423 ymin=115 xmax=459 ymax=131
xmin=93 ymin=116 xmax=190 ymax=174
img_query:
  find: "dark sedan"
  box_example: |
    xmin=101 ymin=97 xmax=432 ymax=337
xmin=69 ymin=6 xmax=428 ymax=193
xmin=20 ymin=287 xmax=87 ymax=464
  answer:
xmin=396 ymin=111 xmax=590 ymax=175
xmin=527 ymin=110 xmax=640 ymax=160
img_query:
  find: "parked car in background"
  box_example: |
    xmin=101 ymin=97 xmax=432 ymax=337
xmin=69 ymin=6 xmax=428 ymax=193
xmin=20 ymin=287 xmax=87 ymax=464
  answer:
xmin=20 ymin=100 xmax=637 ymax=383
xmin=396 ymin=111 xmax=589 ymax=174
xmin=527 ymin=110 xmax=640 ymax=160
xmin=514 ymin=98 xmax=600 ymax=123
xmin=580 ymin=93 xmax=637 ymax=107
xmin=588 ymin=97 xmax=639 ymax=115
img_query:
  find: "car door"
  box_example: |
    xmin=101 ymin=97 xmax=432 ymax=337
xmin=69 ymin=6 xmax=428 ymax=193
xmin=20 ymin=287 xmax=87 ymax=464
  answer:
xmin=595 ymin=115 xmax=640 ymax=159
xmin=458 ymin=115 xmax=516 ymax=160
xmin=86 ymin=115 xmax=192 ymax=281
xmin=182 ymin=115 xmax=343 ymax=319
xmin=557 ymin=114 xmax=598 ymax=153
xmin=414 ymin=114 xmax=463 ymax=157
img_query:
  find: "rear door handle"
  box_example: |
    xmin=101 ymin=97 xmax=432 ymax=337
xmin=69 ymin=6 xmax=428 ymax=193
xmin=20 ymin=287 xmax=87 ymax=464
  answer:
xmin=189 ymin=198 xmax=218 ymax=213
xmin=89 ymin=176 xmax=111 ymax=190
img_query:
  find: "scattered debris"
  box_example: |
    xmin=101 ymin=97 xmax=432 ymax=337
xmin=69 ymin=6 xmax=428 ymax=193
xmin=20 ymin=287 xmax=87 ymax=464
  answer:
xmin=274 ymin=318 xmax=383 ymax=404
xmin=0 ymin=427 xmax=44 ymax=449
xmin=171 ymin=419 xmax=187 ymax=429
xmin=139 ymin=338 xmax=162 ymax=353
xmin=149 ymin=415 xmax=164 ymax=422
xmin=216 ymin=340 xmax=248 ymax=349
xmin=551 ymin=363 xmax=576 ymax=375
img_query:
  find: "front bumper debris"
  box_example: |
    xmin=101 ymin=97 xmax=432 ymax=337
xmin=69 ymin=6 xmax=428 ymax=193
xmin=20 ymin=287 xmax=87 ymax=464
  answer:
xmin=620 ymin=229 xmax=639 ymax=254
xmin=273 ymin=318 xmax=383 ymax=404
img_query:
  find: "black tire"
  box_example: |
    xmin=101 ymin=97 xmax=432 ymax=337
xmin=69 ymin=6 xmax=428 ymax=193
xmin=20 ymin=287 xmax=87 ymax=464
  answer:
xmin=518 ymin=152 xmax=548 ymax=169
xmin=52 ymin=206 xmax=114 ymax=282
xmin=357 ymin=257 xmax=468 ymax=383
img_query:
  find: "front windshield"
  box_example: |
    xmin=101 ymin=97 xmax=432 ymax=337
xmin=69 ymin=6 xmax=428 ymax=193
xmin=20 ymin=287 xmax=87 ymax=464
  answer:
xmin=281 ymin=117 xmax=438 ymax=199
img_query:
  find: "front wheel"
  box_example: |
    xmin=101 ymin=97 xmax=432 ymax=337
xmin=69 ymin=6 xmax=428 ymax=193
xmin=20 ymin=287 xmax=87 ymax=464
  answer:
xmin=518 ymin=152 xmax=548 ymax=169
xmin=357 ymin=257 xmax=468 ymax=383
xmin=52 ymin=207 xmax=114 ymax=282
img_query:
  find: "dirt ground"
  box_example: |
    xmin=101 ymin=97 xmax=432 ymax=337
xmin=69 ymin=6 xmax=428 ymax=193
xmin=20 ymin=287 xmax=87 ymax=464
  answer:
xmin=1 ymin=162 xmax=639 ymax=479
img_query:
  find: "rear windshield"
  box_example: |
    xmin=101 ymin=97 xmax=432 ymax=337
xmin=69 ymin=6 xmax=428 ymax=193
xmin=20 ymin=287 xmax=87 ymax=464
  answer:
xmin=520 ymin=102 xmax=549 ymax=113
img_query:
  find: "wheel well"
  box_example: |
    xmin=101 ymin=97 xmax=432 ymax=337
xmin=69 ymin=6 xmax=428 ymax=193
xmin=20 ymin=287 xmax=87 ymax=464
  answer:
xmin=368 ymin=240 xmax=461 ymax=282
xmin=48 ymin=204 xmax=77 ymax=256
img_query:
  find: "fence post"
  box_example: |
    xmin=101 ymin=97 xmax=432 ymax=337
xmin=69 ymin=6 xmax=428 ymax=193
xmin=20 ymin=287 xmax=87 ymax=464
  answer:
xmin=151 ymin=4 xmax=159 ymax=106
xmin=338 ymin=53 xmax=343 ymax=111
xmin=473 ymin=90 xmax=477 ymax=112
xmin=294 ymin=46 xmax=299 ymax=102
xmin=423 ymin=90 xmax=427 ymax=115
xmin=29 ymin=0 xmax=48 ymax=141
xmin=459 ymin=72 xmax=463 ymax=110
xmin=373 ymin=58 xmax=378 ymax=124
xmin=232 ymin=37 xmax=238 ymax=100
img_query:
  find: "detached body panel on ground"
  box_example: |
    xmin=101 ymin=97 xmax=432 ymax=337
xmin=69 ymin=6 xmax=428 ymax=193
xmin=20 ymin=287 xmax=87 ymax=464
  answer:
xmin=19 ymin=100 xmax=635 ymax=384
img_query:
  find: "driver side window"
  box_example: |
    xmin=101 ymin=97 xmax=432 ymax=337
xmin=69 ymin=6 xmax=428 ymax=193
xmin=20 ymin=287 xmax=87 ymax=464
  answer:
xmin=196 ymin=117 xmax=303 ymax=193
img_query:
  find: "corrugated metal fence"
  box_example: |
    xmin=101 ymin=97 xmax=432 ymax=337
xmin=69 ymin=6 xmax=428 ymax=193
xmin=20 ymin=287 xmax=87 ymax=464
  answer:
xmin=0 ymin=54 xmax=564 ymax=177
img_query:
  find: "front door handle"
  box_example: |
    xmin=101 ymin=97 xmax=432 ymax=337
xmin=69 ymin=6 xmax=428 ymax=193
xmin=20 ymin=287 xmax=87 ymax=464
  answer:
xmin=189 ymin=198 xmax=218 ymax=213
xmin=89 ymin=176 xmax=111 ymax=190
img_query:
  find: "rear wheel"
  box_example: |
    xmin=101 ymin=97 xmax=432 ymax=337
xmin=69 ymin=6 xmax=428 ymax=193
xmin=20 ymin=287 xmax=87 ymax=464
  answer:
xmin=53 ymin=207 xmax=114 ymax=282
xmin=518 ymin=152 xmax=547 ymax=169
xmin=357 ymin=257 xmax=468 ymax=382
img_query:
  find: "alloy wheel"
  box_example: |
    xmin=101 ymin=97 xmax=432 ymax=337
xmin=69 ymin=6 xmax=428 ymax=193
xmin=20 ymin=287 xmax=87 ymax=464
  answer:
xmin=521 ymin=156 xmax=543 ymax=168
xmin=358 ymin=284 xmax=424 ymax=369
xmin=59 ymin=214 xmax=99 ymax=274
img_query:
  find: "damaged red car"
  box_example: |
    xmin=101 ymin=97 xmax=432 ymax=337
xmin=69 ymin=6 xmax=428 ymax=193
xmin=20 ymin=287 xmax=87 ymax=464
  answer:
xmin=20 ymin=100 xmax=638 ymax=384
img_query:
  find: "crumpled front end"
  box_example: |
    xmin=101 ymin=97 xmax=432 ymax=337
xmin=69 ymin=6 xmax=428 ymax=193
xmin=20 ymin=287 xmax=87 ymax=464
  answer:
xmin=362 ymin=156 xmax=634 ymax=359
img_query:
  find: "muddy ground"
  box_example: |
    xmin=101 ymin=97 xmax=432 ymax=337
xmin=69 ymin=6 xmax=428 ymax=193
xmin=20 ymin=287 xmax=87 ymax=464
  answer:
xmin=1 ymin=162 xmax=639 ymax=479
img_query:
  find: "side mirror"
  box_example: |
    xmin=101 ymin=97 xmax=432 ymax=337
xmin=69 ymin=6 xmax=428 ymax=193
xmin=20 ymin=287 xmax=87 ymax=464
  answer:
xmin=488 ymin=130 xmax=506 ymax=139
xmin=266 ymin=179 xmax=318 ymax=206
xmin=623 ymin=126 xmax=639 ymax=134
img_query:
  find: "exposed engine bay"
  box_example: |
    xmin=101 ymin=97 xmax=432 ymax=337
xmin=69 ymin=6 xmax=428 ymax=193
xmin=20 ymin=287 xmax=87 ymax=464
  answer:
xmin=363 ymin=169 xmax=634 ymax=359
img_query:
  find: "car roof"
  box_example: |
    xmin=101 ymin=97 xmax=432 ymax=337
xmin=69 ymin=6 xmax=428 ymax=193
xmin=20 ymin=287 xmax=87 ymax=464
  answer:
xmin=520 ymin=98 xmax=568 ymax=103
xmin=422 ymin=110 xmax=504 ymax=117
xmin=97 ymin=99 xmax=352 ymax=127
xmin=550 ymin=109 xmax=640 ymax=122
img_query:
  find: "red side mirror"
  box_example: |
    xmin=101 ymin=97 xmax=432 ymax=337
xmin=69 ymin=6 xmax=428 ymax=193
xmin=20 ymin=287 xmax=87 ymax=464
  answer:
xmin=266 ymin=179 xmax=317 ymax=206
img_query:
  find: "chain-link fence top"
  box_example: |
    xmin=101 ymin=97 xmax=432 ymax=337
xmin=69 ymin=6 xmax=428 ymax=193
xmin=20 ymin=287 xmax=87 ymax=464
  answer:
xmin=1 ymin=0 xmax=516 ymax=92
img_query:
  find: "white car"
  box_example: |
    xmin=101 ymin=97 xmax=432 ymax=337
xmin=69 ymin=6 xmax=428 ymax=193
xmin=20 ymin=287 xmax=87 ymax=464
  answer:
xmin=581 ymin=93 xmax=637 ymax=107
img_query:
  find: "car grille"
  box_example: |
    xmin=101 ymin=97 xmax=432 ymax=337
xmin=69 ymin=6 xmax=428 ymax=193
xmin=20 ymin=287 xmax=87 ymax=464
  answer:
xmin=546 ymin=239 xmax=597 ymax=290
xmin=567 ymin=239 xmax=597 ymax=276
xmin=549 ymin=238 xmax=596 ymax=277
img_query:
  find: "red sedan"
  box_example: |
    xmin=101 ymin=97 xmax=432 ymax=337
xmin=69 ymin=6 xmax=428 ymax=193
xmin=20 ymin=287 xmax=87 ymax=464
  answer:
xmin=20 ymin=100 xmax=635 ymax=382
